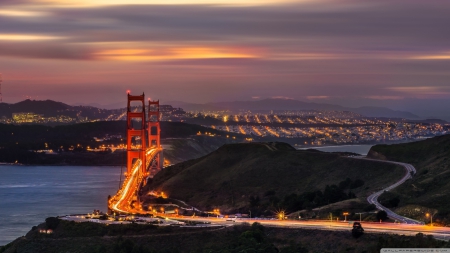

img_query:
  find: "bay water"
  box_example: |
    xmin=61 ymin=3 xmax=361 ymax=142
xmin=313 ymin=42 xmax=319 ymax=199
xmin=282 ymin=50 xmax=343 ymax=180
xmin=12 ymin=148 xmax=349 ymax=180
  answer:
xmin=0 ymin=166 xmax=122 ymax=246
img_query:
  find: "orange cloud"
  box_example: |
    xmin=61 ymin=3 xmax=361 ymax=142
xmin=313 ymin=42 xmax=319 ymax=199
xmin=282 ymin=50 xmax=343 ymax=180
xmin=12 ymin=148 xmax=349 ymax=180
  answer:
xmin=35 ymin=0 xmax=298 ymax=6
xmin=0 ymin=34 xmax=65 ymax=41
xmin=94 ymin=47 xmax=259 ymax=61
xmin=0 ymin=9 xmax=49 ymax=17
xmin=410 ymin=52 xmax=450 ymax=60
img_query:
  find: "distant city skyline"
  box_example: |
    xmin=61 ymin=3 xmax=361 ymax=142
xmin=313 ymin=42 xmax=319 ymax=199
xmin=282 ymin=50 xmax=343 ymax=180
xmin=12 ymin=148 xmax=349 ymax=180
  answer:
xmin=0 ymin=0 xmax=449 ymax=118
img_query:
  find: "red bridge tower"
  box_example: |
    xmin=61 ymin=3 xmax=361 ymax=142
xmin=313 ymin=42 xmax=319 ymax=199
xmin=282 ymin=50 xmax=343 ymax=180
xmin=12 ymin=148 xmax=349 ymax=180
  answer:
xmin=148 ymin=99 xmax=163 ymax=175
xmin=126 ymin=92 xmax=146 ymax=175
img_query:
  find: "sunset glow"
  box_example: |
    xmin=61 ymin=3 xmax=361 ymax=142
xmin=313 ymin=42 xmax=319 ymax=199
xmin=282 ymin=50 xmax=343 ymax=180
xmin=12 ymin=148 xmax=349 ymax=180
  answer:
xmin=0 ymin=9 xmax=49 ymax=17
xmin=0 ymin=34 xmax=64 ymax=41
xmin=0 ymin=0 xmax=449 ymax=115
xmin=34 ymin=0 xmax=297 ymax=6
xmin=95 ymin=47 xmax=259 ymax=61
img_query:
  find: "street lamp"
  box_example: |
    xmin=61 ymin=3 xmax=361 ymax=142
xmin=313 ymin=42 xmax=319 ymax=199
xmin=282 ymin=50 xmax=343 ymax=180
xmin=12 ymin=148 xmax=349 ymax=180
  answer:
xmin=426 ymin=213 xmax=433 ymax=226
xmin=343 ymin=212 xmax=349 ymax=222
xmin=356 ymin=213 xmax=363 ymax=222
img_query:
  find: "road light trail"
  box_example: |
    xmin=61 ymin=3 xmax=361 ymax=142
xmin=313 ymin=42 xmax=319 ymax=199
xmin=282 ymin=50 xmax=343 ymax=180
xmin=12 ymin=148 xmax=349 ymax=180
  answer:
xmin=176 ymin=217 xmax=450 ymax=239
xmin=109 ymin=147 xmax=161 ymax=214
xmin=352 ymin=157 xmax=422 ymax=224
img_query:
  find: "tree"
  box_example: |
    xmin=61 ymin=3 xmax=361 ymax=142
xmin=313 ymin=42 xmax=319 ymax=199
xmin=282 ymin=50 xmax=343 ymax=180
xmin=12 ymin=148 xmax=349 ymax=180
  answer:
xmin=45 ymin=217 xmax=60 ymax=229
xmin=376 ymin=210 xmax=388 ymax=221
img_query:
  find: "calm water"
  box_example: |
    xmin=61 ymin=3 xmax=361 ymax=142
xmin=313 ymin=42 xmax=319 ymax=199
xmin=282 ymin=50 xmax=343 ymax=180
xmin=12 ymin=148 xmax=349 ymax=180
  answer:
xmin=298 ymin=144 xmax=374 ymax=155
xmin=0 ymin=166 xmax=122 ymax=246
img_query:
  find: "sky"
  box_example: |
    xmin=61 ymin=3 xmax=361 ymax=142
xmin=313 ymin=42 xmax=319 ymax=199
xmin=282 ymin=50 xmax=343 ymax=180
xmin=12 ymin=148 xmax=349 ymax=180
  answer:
xmin=0 ymin=0 xmax=449 ymax=117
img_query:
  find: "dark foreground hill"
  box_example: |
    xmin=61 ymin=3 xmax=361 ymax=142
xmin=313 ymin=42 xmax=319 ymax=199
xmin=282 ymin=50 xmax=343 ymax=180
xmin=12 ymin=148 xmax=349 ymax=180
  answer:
xmin=2 ymin=219 xmax=448 ymax=253
xmin=145 ymin=142 xmax=404 ymax=214
xmin=368 ymin=134 xmax=450 ymax=225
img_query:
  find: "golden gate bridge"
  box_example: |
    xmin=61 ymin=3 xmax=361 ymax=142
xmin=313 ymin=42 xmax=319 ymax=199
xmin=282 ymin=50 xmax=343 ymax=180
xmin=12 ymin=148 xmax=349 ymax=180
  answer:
xmin=108 ymin=92 xmax=163 ymax=214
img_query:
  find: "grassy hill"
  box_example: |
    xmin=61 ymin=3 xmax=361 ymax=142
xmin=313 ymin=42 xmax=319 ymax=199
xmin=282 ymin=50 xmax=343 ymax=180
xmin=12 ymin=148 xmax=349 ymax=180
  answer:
xmin=368 ymin=134 xmax=450 ymax=225
xmin=145 ymin=142 xmax=404 ymax=215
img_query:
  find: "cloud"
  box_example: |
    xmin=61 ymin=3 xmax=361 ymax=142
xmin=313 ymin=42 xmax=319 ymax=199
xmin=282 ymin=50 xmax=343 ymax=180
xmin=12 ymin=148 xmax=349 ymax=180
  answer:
xmin=0 ymin=9 xmax=49 ymax=17
xmin=410 ymin=52 xmax=450 ymax=60
xmin=0 ymin=1 xmax=448 ymax=66
xmin=34 ymin=0 xmax=298 ymax=6
xmin=365 ymin=96 xmax=404 ymax=100
xmin=386 ymin=86 xmax=450 ymax=96
xmin=271 ymin=96 xmax=294 ymax=100
xmin=94 ymin=47 xmax=260 ymax=61
xmin=1 ymin=0 xmax=450 ymax=104
xmin=306 ymin=96 xmax=329 ymax=99
xmin=0 ymin=41 xmax=93 ymax=60
xmin=0 ymin=34 xmax=64 ymax=41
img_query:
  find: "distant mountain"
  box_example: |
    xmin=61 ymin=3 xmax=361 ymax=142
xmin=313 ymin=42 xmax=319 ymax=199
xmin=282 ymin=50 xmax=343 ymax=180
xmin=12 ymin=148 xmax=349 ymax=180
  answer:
xmin=170 ymin=98 xmax=420 ymax=119
xmin=350 ymin=106 xmax=419 ymax=119
xmin=73 ymin=101 xmax=127 ymax=110
xmin=0 ymin=99 xmax=71 ymax=118
xmin=166 ymin=101 xmax=223 ymax=111
xmin=1 ymin=98 xmax=420 ymax=121
xmin=0 ymin=99 xmax=117 ymax=120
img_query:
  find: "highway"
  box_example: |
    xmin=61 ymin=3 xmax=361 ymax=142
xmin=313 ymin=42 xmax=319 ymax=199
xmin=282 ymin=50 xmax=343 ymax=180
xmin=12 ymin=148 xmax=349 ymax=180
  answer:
xmin=355 ymin=157 xmax=422 ymax=224
xmin=176 ymin=216 xmax=450 ymax=240
xmin=60 ymin=212 xmax=450 ymax=241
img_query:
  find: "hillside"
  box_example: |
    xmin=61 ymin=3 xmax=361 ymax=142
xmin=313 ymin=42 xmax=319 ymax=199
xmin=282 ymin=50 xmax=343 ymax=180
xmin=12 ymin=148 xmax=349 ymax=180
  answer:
xmin=0 ymin=99 xmax=117 ymax=120
xmin=368 ymin=134 xmax=450 ymax=224
xmin=145 ymin=142 xmax=404 ymax=214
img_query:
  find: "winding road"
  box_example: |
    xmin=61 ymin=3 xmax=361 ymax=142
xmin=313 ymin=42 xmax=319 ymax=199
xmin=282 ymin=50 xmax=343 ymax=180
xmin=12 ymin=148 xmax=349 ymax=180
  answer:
xmin=355 ymin=157 xmax=423 ymax=224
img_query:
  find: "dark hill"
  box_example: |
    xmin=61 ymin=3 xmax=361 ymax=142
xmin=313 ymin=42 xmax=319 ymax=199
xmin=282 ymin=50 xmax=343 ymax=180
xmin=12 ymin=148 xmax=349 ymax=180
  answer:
xmin=0 ymin=99 xmax=71 ymax=118
xmin=145 ymin=142 xmax=404 ymax=213
xmin=368 ymin=134 xmax=450 ymax=224
xmin=0 ymin=99 xmax=117 ymax=119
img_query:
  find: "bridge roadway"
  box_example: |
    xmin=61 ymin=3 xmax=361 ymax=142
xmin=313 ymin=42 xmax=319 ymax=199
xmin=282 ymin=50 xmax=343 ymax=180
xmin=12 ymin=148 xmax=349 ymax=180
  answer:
xmin=109 ymin=147 xmax=162 ymax=214
xmin=176 ymin=217 xmax=450 ymax=240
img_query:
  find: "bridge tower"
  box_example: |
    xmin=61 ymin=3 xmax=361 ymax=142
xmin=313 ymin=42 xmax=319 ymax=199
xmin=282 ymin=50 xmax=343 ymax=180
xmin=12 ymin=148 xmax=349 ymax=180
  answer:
xmin=148 ymin=99 xmax=163 ymax=175
xmin=126 ymin=92 xmax=146 ymax=175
